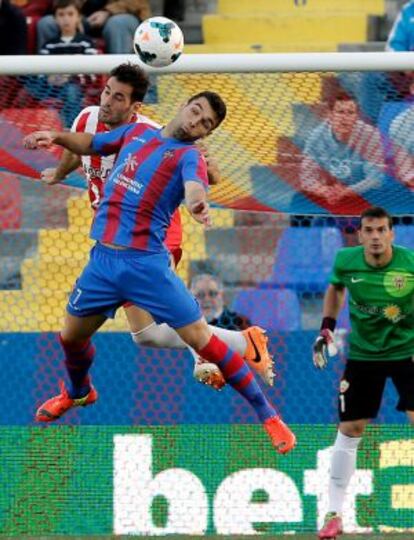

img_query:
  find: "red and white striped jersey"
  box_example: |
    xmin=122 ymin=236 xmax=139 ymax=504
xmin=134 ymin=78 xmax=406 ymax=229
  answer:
xmin=71 ymin=106 xmax=183 ymax=256
xmin=71 ymin=106 xmax=159 ymax=209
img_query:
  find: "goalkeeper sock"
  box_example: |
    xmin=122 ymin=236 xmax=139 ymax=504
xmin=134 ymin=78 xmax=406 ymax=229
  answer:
xmin=328 ymin=430 xmax=362 ymax=514
xmin=60 ymin=334 xmax=95 ymax=399
xmin=197 ymin=334 xmax=276 ymax=421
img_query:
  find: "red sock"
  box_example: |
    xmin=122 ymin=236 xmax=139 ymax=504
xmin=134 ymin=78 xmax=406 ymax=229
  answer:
xmin=59 ymin=334 xmax=94 ymax=398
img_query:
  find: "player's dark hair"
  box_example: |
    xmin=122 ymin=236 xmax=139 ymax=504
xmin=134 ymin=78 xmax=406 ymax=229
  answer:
xmin=53 ymin=0 xmax=81 ymax=14
xmin=188 ymin=91 xmax=227 ymax=127
xmin=359 ymin=206 xmax=393 ymax=229
xmin=328 ymin=90 xmax=357 ymax=110
xmin=109 ymin=63 xmax=150 ymax=103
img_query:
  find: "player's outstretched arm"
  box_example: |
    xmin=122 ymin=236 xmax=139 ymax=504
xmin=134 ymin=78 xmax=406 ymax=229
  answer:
xmin=24 ymin=131 xmax=95 ymax=155
xmin=41 ymin=150 xmax=82 ymax=185
xmin=185 ymin=181 xmax=211 ymax=227
xmin=313 ymin=284 xmax=345 ymax=369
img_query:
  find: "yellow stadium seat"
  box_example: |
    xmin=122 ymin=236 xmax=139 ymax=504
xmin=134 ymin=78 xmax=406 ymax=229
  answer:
xmin=67 ymin=194 xmax=93 ymax=232
xmin=185 ymin=43 xmax=337 ymax=53
xmin=203 ymin=14 xmax=369 ymax=46
xmin=218 ymin=0 xmax=384 ymax=16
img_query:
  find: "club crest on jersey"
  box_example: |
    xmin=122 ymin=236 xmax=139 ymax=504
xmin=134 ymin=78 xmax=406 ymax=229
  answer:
xmin=339 ymin=379 xmax=350 ymax=393
xmin=393 ymin=275 xmax=406 ymax=290
xmin=384 ymin=270 xmax=414 ymax=297
xmin=162 ymin=150 xmax=175 ymax=160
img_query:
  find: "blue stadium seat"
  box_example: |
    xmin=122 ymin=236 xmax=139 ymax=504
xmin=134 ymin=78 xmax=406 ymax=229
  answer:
xmin=267 ymin=227 xmax=344 ymax=292
xmin=394 ymin=224 xmax=414 ymax=249
xmin=231 ymin=288 xmax=301 ymax=331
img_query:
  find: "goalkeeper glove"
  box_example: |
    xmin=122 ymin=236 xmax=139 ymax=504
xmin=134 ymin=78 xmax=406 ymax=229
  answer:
xmin=313 ymin=317 xmax=338 ymax=369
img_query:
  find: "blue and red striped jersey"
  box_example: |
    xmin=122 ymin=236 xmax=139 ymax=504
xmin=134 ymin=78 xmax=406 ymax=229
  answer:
xmin=90 ymin=122 xmax=208 ymax=251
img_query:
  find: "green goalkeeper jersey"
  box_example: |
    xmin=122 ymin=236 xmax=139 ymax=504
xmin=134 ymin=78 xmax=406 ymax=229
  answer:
xmin=330 ymin=244 xmax=414 ymax=361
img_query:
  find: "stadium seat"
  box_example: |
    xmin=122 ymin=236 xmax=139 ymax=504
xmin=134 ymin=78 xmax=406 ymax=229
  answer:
xmin=267 ymin=227 xmax=343 ymax=291
xmin=231 ymin=288 xmax=301 ymax=331
xmin=394 ymin=225 xmax=414 ymax=249
xmin=26 ymin=16 xmax=40 ymax=54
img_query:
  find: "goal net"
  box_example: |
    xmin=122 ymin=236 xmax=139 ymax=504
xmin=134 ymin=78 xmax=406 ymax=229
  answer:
xmin=0 ymin=54 xmax=412 ymax=537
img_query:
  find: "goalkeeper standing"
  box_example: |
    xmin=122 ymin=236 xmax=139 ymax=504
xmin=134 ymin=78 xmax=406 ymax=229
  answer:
xmin=313 ymin=206 xmax=414 ymax=540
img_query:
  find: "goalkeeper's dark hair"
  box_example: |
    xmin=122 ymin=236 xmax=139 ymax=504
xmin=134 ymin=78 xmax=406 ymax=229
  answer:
xmin=359 ymin=206 xmax=393 ymax=229
xmin=109 ymin=63 xmax=150 ymax=103
xmin=188 ymin=91 xmax=227 ymax=127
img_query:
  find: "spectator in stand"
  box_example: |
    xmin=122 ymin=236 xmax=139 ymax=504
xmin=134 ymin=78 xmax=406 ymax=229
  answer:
xmin=386 ymin=1 xmax=414 ymax=51
xmin=26 ymin=0 xmax=97 ymax=127
xmin=0 ymin=0 xmax=27 ymax=54
xmin=37 ymin=0 xmax=151 ymax=54
xmin=190 ymin=273 xmax=250 ymax=331
xmin=40 ymin=0 xmax=97 ymax=54
xmin=10 ymin=1 xmax=53 ymax=53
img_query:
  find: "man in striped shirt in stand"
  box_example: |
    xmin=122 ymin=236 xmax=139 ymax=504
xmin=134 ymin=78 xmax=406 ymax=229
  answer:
xmin=41 ymin=62 xmax=275 ymax=392
xmin=25 ymin=91 xmax=295 ymax=454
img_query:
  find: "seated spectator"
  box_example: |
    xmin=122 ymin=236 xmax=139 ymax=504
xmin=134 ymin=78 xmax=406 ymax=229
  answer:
xmin=40 ymin=0 xmax=97 ymax=54
xmin=11 ymin=1 xmax=54 ymax=53
xmin=190 ymin=273 xmax=250 ymax=331
xmin=386 ymin=1 xmax=414 ymax=51
xmin=0 ymin=0 xmax=27 ymax=54
xmin=37 ymin=0 xmax=151 ymax=54
xmin=26 ymin=0 xmax=97 ymax=127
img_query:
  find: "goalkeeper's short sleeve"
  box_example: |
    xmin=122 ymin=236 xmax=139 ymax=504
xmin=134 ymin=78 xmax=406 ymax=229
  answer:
xmin=329 ymin=251 xmax=345 ymax=287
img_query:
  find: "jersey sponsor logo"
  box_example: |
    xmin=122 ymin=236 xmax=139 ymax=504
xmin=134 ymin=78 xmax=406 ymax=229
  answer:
xmin=354 ymin=301 xmax=405 ymax=323
xmin=110 ymin=155 xmax=143 ymax=194
xmin=84 ymin=164 xmax=111 ymax=180
xmin=351 ymin=277 xmax=364 ymax=283
xmin=354 ymin=303 xmax=383 ymax=315
xmin=382 ymin=304 xmax=404 ymax=323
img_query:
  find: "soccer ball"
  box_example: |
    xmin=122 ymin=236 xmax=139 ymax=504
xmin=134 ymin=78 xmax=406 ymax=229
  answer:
xmin=133 ymin=16 xmax=184 ymax=68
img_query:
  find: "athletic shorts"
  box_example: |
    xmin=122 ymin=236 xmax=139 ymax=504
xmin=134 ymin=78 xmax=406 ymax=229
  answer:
xmin=66 ymin=243 xmax=201 ymax=328
xmin=122 ymin=247 xmax=183 ymax=310
xmin=338 ymin=358 xmax=414 ymax=421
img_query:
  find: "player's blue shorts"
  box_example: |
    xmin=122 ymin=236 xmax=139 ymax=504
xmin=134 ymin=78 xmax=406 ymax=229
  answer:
xmin=66 ymin=242 xmax=202 ymax=328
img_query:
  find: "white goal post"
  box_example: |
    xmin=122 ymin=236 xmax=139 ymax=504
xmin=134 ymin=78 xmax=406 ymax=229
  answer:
xmin=0 ymin=51 xmax=414 ymax=74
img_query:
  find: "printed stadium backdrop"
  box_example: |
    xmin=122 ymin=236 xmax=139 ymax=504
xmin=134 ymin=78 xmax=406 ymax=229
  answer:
xmin=0 ymin=70 xmax=413 ymax=536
